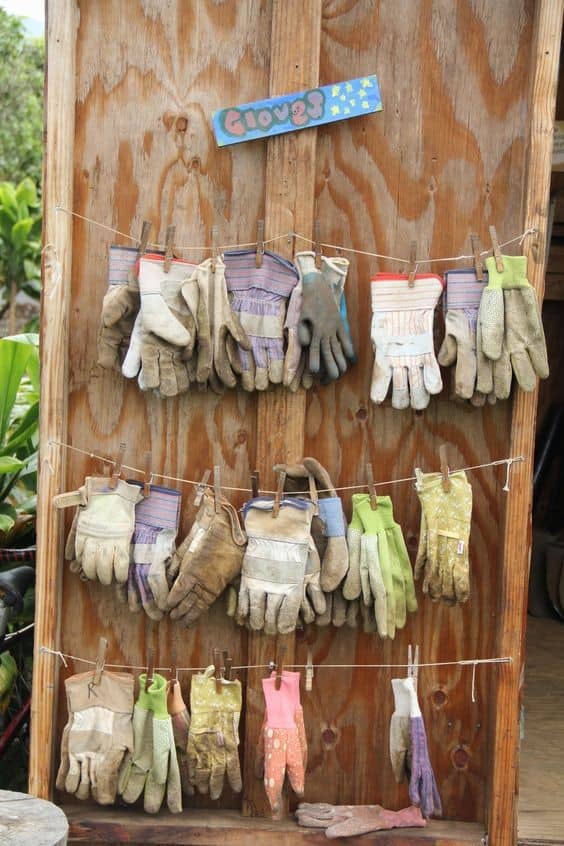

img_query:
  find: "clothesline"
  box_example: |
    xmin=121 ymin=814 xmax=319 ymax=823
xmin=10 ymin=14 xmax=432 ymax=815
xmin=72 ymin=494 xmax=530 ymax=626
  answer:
xmin=54 ymin=206 xmax=536 ymax=266
xmin=47 ymin=439 xmax=525 ymax=496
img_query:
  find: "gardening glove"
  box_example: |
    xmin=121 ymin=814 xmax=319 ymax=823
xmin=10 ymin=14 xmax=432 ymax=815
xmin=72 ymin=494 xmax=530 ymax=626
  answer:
xmin=116 ymin=483 xmax=181 ymax=620
xmin=57 ymin=669 xmax=134 ymax=805
xmin=404 ymin=676 xmax=442 ymax=818
xmin=299 ymin=536 xmax=327 ymax=624
xmin=208 ymin=256 xmax=252 ymax=388
xmin=54 ymin=477 xmax=143 ymax=585
xmin=187 ymin=665 xmax=242 ymax=799
xmin=438 ymin=269 xmax=487 ymax=401
xmin=296 ymin=803 xmax=426 ymax=837
xmin=178 ymin=261 xmax=213 ymax=385
xmin=258 ymin=670 xmax=306 ymax=817
xmin=224 ymin=249 xmax=298 ymax=391
xmin=144 ymin=673 xmax=182 ymax=814
xmin=295 ymin=252 xmax=355 ymax=380
xmin=168 ymin=679 xmax=191 ymax=797
xmin=370 ymin=273 xmax=444 ymax=410
xmin=389 ymin=677 xmax=412 ymax=783
xmin=167 ymin=489 xmax=246 ymax=627
xmin=236 ymin=496 xmax=315 ymax=635
xmin=475 ymin=317 xmax=512 ymax=403
xmin=97 ymin=245 xmax=140 ymax=371
xmin=122 ymin=254 xmax=197 ymax=397
xmin=118 ymin=672 xmax=155 ymax=805
xmin=414 ymin=469 xmax=472 ymax=604
xmin=314 ymin=582 xmax=361 ymax=629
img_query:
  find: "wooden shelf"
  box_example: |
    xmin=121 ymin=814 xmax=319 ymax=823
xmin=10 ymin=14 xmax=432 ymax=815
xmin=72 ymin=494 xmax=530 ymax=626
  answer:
xmin=63 ymin=804 xmax=486 ymax=845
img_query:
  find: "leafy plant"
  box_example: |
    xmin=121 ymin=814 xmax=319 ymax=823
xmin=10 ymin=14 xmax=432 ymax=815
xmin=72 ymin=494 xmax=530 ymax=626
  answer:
xmin=0 ymin=178 xmax=41 ymax=333
xmin=0 ymin=333 xmax=39 ymax=545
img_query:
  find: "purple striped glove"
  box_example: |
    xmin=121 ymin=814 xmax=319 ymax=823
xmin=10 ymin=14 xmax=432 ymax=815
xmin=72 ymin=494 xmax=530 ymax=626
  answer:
xmin=403 ymin=677 xmax=442 ymax=818
xmin=224 ymin=250 xmax=298 ymax=391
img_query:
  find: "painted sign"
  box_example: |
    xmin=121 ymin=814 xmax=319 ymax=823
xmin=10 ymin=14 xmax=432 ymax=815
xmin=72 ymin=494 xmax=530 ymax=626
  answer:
xmin=212 ymin=75 xmax=382 ymax=147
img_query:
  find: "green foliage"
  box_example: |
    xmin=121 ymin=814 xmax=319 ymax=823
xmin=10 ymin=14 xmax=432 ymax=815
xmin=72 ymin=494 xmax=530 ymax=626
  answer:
xmin=0 ymin=334 xmax=39 ymax=544
xmin=0 ymin=178 xmax=42 ymax=311
xmin=0 ymin=9 xmax=44 ymax=187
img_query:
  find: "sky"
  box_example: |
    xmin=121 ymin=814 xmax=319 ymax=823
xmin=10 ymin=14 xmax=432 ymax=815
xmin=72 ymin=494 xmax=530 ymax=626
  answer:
xmin=1 ymin=0 xmax=44 ymax=23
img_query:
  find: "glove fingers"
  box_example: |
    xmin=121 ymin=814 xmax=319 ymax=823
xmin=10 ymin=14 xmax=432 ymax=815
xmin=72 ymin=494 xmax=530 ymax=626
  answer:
xmin=511 ymin=350 xmax=538 ymax=393
xmin=437 ymin=333 xmax=457 ymax=367
xmin=320 ymin=336 xmax=339 ymax=381
xmin=249 ymin=588 xmax=268 ymax=631
xmin=391 ymin=366 xmax=410 ymax=410
xmin=308 ymin=329 xmax=321 ymax=374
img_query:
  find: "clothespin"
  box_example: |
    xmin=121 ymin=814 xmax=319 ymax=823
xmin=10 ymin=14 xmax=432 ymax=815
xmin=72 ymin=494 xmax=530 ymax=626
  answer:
xmin=408 ymin=643 xmax=420 ymax=690
xmin=143 ymin=451 xmax=153 ymax=498
xmin=272 ymin=466 xmax=286 ymax=518
xmin=213 ymin=465 xmax=222 ymax=514
xmin=407 ymin=241 xmax=417 ymax=288
xmin=489 ymin=225 xmax=504 ymax=273
xmin=366 ymin=462 xmax=378 ymax=510
xmin=223 ymin=649 xmax=233 ymax=681
xmin=275 ymin=645 xmax=286 ymax=690
xmin=439 ymin=445 xmax=451 ymax=492
xmin=109 ymin=442 xmax=126 ymax=489
xmin=305 ymin=648 xmax=314 ymax=693
xmin=470 ymin=233 xmax=484 ymax=282
xmin=213 ymin=648 xmax=223 ymax=694
xmin=314 ymin=220 xmax=322 ymax=269
xmin=164 ymin=225 xmax=176 ymax=273
xmin=170 ymin=640 xmax=178 ymax=682
xmin=251 ymin=469 xmax=260 ymax=499
xmin=255 ymin=220 xmax=265 ymax=268
xmin=308 ymin=473 xmax=319 ymax=515
xmin=211 ymin=225 xmax=219 ymax=273
xmin=138 ymin=220 xmax=152 ymax=255
xmin=194 ymin=469 xmax=211 ymax=507
xmin=93 ymin=637 xmax=108 ymax=686
xmin=146 ymin=648 xmax=155 ymax=687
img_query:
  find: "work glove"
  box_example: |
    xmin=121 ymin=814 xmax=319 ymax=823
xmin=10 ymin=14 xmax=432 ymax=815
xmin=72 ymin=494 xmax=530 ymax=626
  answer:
xmin=475 ymin=317 xmax=512 ymax=402
xmin=97 ymin=245 xmax=140 ymax=371
xmin=168 ymin=679 xmax=191 ymax=797
xmin=299 ymin=537 xmax=327 ymax=624
xmin=122 ymin=254 xmax=197 ymax=397
xmin=116 ymin=483 xmax=181 ymax=621
xmin=294 ymin=252 xmax=355 ymax=381
xmin=187 ymin=665 xmax=242 ymax=799
xmin=437 ymin=269 xmax=488 ymax=403
xmin=178 ymin=261 xmax=213 ymax=386
xmin=57 ymin=669 xmax=134 ymax=805
xmin=296 ymin=803 xmax=426 ymax=838
xmin=236 ymin=496 xmax=315 ymax=635
xmin=54 ymin=477 xmax=143 ymax=585
xmin=404 ymin=676 xmax=442 ymax=818
xmin=208 ymin=256 xmax=252 ymax=388
xmin=257 ymin=670 xmax=306 ymax=817
xmin=167 ymin=489 xmax=246 ymax=627
xmin=370 ymin=273 xmax=444 ymax=410
xmin=224 ymin=250 xmax=298 ymax=390
xmin=478 ymin=255 xmax=549 ymax=393
xmin=389 ymin=677 xmax=412 ymax=783
xmin=414 ymin=469 xmax=472 ymax=604
xmin=313 ymin=582 xmax=376 ymax=630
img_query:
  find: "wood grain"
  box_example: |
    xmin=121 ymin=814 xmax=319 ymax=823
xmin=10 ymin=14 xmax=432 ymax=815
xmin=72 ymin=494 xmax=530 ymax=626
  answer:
xmin=0 ymin=790 xmax=68 ymax=845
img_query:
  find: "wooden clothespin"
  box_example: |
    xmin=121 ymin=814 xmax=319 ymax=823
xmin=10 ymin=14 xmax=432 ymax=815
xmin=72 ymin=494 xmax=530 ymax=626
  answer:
xmin=305 ymin=648 xmax=314 ymax=693
xmin=138 ymin=220 xmax=152 ymax=255
xmin=308 ymin=473 xmax=319 ymax=516
xmin=146 ymin=647 xmax=155 ymax=687
xmin=255 ymin=220 xmax=265 ymax=268
xmin=275 ymin=645 xmax=286 ymax=690
xmin=164 ymin=225 xmax=176 ymax=273
xmin=223 ymin=649 xmax=233 ymax=681
xmin=213 ymin=465 xmax=222 ymax=514
xmin=470 ymin=233 xmax=484 ymax=282
xmin=194 ymin=469 xmax=211 ymax=507
xmin=251 ymin=469 xmax=260 ymax=499
xmin=314 ymin=220 xmax=322 ymax=270
xmin=489 ymin=225 xmax=504 ymax=273
xmin=143 ymin=451 xmax=153 ymax=498
xmin=93 ymin=636 xmax=108 ymax=686
xmin=366 ymin=462 xmax=378 ymax=510
xmin=407 ymin=241 xmax=417 ymax=288
xmin=213 ymin=648 xmax=223 ymax=694
xmin=109 ymin=442 xmax=126 ymax=489
xmin=211 ymin=225 xmax=219 ymax=273
xmin=408 ymin=643 xmax=420 ymax=690
xmin=439 ymin=444 xmax=451 ymax=492
xmin=272 ymin=466 xmax=286 ymax=518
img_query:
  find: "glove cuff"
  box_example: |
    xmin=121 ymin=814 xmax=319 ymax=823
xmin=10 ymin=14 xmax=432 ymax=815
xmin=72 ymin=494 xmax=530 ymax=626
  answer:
xmin=146 ymin=672 xmax=168 ymax=718
xmin=444 ymin=269 xmax=486 ymax=310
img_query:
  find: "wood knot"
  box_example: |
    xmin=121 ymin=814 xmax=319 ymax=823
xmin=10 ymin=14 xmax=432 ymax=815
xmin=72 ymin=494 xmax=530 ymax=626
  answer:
xmin=321 ymin=724 xmax=339 ymax=750
xmin=236 ymin=430 xmax=247 ymax=445
xmin=432 ymin=689 xmax=448 ymax=708
xmin=355 ymin=406 xmax=368 ymax=423
xmin=176 ymin=116 xmax=188 ymax=132
xmin=452 ymin=745 xmax=469 ymax=770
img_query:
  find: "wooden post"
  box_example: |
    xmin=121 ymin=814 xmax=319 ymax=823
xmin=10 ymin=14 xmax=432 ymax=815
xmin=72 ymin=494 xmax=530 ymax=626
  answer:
xmin=241 ymin=0 xmax=323 ymax=818
xmin=29 ymin=0 xmax=79 ymax=799
xmin=488 ymin=2 xmax=563 ymax=844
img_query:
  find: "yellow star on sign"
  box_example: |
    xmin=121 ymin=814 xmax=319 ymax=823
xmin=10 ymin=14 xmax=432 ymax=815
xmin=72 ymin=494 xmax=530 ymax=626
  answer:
xmin=344 ymin=107 xmax=350 ymax=114
xmin=340 ymin=94 xmax=346 ymax=101
xmin=350 ymin=99 xmax=356 ymax=107
xmin=331 ymin=105 xmax=340 ymax=115
xmin=345 ymin=82 xmax=353 ymax=92
xmin=360 ymin=77 xmax=372 ymax=88
xmin=361 ymin=100 xmax=369 ymax=109
xmin=332 ymin=85 xmax=340 ymax=96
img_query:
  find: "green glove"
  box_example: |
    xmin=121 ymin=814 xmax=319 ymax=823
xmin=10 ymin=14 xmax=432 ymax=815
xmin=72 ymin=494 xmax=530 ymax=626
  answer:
xmin=144 ymin=673 xmax=182 ymax=814
xmin=119 ymin=673 xmax=154 ymax=804
xmin=342 ymin=499 xmax=364 ymax=601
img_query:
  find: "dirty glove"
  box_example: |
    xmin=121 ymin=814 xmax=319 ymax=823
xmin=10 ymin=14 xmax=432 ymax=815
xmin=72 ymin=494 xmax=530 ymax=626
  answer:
xmin=299 ymin=537 xmax=327 ymax=624
xmin=296 ymin=803 xmax=426 ymax=837
xmin=295 ymin=252 xmax=355 ymax=381
xmin=414 ymin=469 xmax=472 ymax=604
xmin=224 ymin=250 xmax=298 ymax=391
xmin=116 ymin=483 xmax=181 ymax=620
xmin=178 ymin=261 xmax=213 ymax=385
xmin=97 ymin=245 xmax=140 ymax=371
xmin=54 ymin=477 xmax=142 ymax=585
xmin=404 ymin=676 xmax=442 ymax=818
xmin=438 ymin=269 xmax=487 ymax=401
xmin=187 ymin=665 xmax=242 ymax=799
xmin=57 ymin=669 xmax=134 ymax=805
xmin=314 ymin=582 xmax=364 ymax=629
xmin=167 ymin=489 xmax=246 ymax=627
xmin=389 ymin=677 xmax=412 ymax=783
xmin=208 ymin=256 xmax=252 ymax=388
xmin=257 ymin=670 xmax=306 ymax=817
xmin=168 ymin=679 xmax=191 ymax=797
xmin=236 ymin=497 xmax=315 ymax=634
xmin=370 ymin=273 xmax=444 ymax=409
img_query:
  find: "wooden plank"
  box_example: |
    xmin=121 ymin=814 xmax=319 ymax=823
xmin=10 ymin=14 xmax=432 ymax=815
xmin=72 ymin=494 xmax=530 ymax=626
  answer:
xmin=489 ymin=3 xmax=564 ymax=846
xmin=242 ymin=0 xmax=322 ymax=819
xmin=29 ymin=0 xmax=80 ymax=800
